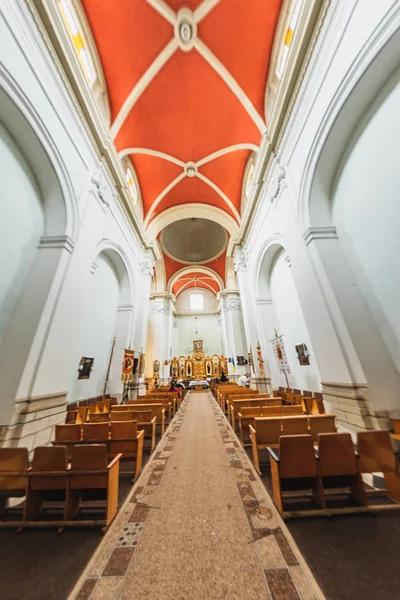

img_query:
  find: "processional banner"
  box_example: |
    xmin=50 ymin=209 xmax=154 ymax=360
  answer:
xmin=271 ymin=336 xmax=291 ymax=374
xmin=121 ymin=349 xmax=134 ymax=382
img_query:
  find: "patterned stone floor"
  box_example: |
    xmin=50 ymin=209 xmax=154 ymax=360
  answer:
xmin=70 ymin=392 xmax=324 ymax=600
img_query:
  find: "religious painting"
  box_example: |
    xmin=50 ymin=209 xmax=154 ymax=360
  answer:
xmin=186 ymin=361 xmax=192 ymax=376
xmin=206 ymin=360 xmax=212 ymax=376
xmin=236 ymin=356 xmax=248 ymax=366
xmin=193 ymin=340 xmax=203 ymax=351
xmin=138 ymin=353 xmax=145 ymax=377
xmin=78 ymin=357 xmax=94 ymax=379
xmin=271 ymin=336 xmax=291 ymax=374
xmin=153 ymin=359 xmax=160 ymax=380
xmin=296 ymin=343 xmax=310 ymax=366
xmin=121 ymin=349 xmax=134 ymax=382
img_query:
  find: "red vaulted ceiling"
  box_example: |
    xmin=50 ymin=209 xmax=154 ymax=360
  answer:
xmin=163 ymin=251 xmax=225 ymax=296
xmin=81 ymin=0 xmax=283 ymax=226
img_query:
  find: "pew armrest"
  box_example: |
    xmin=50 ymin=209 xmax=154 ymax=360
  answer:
xmin=107 ymin=453 xmax=123 ymax=470
xmin=268 ymin=448 xmax=279 ymax=463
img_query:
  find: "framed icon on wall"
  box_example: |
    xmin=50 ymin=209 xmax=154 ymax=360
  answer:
xmin=78 ymin=357 xmax=94 ymax=379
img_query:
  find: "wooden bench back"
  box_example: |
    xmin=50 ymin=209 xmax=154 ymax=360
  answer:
xmin=231 ymin=397 xmax=278 ymax=413
xmin=30 ymin=446 xmax=69 ymax=491
xmin=76 ymin=406 xmax=89 ymax=424
xmin=281 ymin=416 xmax=309 ymax=436
xmin=55 ymin=424 xmax=81 ymax=442
xmin=254 ymin=418 xmax=282 ymax=444
xmin=318 ymin=433 xmax=358 ymax=477
xmin=282 ymin=405 xmax=303 ymax=415
xmin=110 ymin=411 xmax=135 ymax=422
xmin=357 ymin=430 xmax=398 ymax=473
xmin=111 ymin=421 xmax=138 ymax=439
xmin=130 ymin=410 xmax=152 ymax=422
xmin=89 ymin=412 xmax=110 ymax=423
xmin=127 ymin=403 xmax=164 ymax=419
xmin=241 ymin=406 xmax=262 ymax=417
xmin=82 ymin=423 xmax=109 ymax=441
xmin=70 ymin=444 xmax=109 ymax=490
xmin=111 ymin=404 xmax=132 ymax=412
xmin=391 ymin=418 xmax=400 ymax=434
xmin=279 ymin=434 xmax=318 ymax=479
xmin=0 ymin=448 xmax=29 ymax=472
xmin=308 ymin=415 xmax=336 ymax=441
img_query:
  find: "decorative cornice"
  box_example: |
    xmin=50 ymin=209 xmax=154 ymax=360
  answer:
xmin=264 ymin=163 xmax=286 ymax=205
xmin=149 ymin=295 xmax=173 ymax=315
xmin=91 ymin=169 xmax=117 ymax=208
xmin=233 ymin=247 xmax=248 ymax=272
xmin=118 ymin=302 xmax=135 ymax=313
xmin=256 ymin=298 xmax=272 ymax=307
xmin=39 ymin=235 xmax=74 ymax=253
xmin=138 ymin=254 xmax=155 ymax=278
xmin=303 ymin=226 xmax=338 ymax=246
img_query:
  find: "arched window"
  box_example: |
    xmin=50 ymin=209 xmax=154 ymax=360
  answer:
xmin=275 ymin=0 xmax=302 ymax=80
xmin=56 ymin=0 xmax=111 ymax=124
xmin=241 ymin=152 xmax=256 ymax=213
xmin=122 ymin=157 xmax=143 ymax=218
xmin=265 ymin=0 xmax=305 ymax=122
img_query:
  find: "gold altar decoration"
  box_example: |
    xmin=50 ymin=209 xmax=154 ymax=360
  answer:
xmin=175 ymin=352 xmax=227 ymax=379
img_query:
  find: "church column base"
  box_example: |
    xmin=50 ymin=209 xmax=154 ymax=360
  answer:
xmin=321 ymin=382 xmax=388 ymax=432
xmin=1 ymin=391 xmax=67 ymax=452
xmin=250 ymin=377 xmax=272 ymax=394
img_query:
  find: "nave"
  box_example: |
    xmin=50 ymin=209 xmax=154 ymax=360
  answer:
xmin=72 ymin=390 xmax=321 ymax=600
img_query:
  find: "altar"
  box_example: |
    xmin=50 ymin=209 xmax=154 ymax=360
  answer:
xmin=188 ymin=380 xmax=209 ymax=390
xmin=169 ymin=342 xmax=227 ymax=380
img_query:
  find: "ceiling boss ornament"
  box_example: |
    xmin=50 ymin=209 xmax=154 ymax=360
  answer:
xmin=175 ymin=9 xmax=197 ymax=52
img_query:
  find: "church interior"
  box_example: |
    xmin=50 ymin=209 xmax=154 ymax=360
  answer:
xmin=0 ymin=1 xmax=399 ymax=598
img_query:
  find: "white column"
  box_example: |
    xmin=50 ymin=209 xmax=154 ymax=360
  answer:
xmin=234 ymin=247 xmax=271 ymax=391
xmin=219 ymin=291 xmax=247 ymax=380
xmin=131 ymin=254 xmax=154 ymax=396
xmin=146 ymin=294 xmax=174 ymax=384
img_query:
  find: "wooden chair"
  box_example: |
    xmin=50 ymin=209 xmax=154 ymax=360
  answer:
xmin=281 ymin=416 xmax=309 ymax=436
xmin=309 ymin=415 xmax=336 ymax=442
xmin=25 ymin=446 xmax=69 ymax=521
xmin=88 ymin=412 xmax=110 ymax=423
xmin=317 ymin=433 xmax=368 ymax=508
xmin=109 ymin=421 xmax=144 ymax=482
xmin=66 ymin=444 xmax=121 ymax=529
xmin=82 ymin=422 xmax=109 ymax=442
xmin=0 ymin=448 xmax=29 ymax=519
xmin=249 ymin=418 xmax=282 ymax=474
xmin=268 ymin=434 xmax=326 ymax=517
xmin=357 ymin=430 xmax=400 ymax=503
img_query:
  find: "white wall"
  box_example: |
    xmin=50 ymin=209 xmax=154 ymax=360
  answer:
xmin=267 ymin=250 xmax=321 ymax=391
xmin=0 ymin=122 xmax=44 ymax=339
xmin=70 ymin=254 xmax=120 ymax=401
xmin=173 ymin=313 xmax=223 ymax=357
xmin=333 ymin=69 xmax=400 ymax=373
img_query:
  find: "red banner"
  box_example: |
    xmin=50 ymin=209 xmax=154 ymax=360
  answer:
xmin=121 ymin=349 xmax=134 ymax=382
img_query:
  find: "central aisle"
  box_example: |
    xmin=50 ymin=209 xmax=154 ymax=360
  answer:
xmin=72 ymin=392 xmax=323 ymax=600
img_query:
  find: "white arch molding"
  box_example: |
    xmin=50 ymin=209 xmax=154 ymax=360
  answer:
xmin=299 ymin=10 xmax=400 ymax=233
xmin=146 ymin=203 xmax=239 ymax=247
xmin=94 ymin=239 xmax=136 ymax=304
xmin=254 ymin=234 xmax=286 ymax=300
xmin=168 ymin=265 xmax=224 ymax=295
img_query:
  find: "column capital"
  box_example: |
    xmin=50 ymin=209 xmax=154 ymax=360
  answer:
xmin=138 ymin=252 xmax=155 ymax=278
xmin=149 ymin=293 xmax=174 ymax=315
xmin=218 ymin=291 xmax=242 ymax=312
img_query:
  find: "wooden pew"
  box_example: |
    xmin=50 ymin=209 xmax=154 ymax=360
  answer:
xmin=128 ymin=402 xmax=166 ymax=436
xmin=229 ymin=396 xmax=276 ymax=429
xmin=0 ymin=448 xmax=29 ymax=520
xmin=249 ymin=418 xmax=282 ymax=474
xmin=130 ymin=399 xmax=172 ymax=424
xmin=281 ymin=416 xmax=309 ymax=436
xmin=66 ymin=444 xmax=121 ymax=530
xmin=89 ymin=412 xmax=110 ymax=423
xmin=318 ymin=432 xmax=368 ymax=508
xmin=53 ymin=422 xmax=144 ymax=481
xmin=224 ymin=391 xmax=261 ymax=417
xmin=24 ymin=446 xmax=69 ymax=521
xmin=238 ymin=405 xmax=303 ymax=445
xmin=268 ymin=434 xmax=326 ymax=517
xmin=390 ymin=418 xmax=400 ymax=443
xmin=109 ymin=422 xmax=144 ymax=481
xmin=309 ymin=415 xmax=337 ymax=442
xmin=129 ymin=410 xmax=157 ymax=453
xmin=357 ymin=430 xmax=400 ymax=503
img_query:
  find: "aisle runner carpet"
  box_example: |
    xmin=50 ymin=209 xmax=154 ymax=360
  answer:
xmin=71 ymin=392 xmax=323 ymax=600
